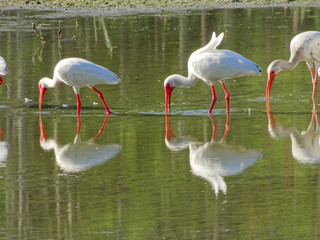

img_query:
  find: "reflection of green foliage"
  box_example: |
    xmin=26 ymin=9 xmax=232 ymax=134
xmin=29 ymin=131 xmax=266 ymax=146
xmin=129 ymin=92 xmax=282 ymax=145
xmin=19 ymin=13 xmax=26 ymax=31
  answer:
xmin=4 ymin=111 xmax=318 ymax=239
xmin=32 ymin=44 xmax=44 ymax=63
xmin=1 ymin=8 xmax=320 ymax=239
xmin=32 ymin=21 xmax=46 ymax=43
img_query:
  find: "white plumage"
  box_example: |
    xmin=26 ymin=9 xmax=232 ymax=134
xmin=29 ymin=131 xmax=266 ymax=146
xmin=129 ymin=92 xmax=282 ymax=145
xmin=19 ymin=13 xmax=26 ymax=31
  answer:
xmin=39 ymin=57 xmax=120 ymax=115
xmin=0 ymin=56 xmax=8 ymax=76
xmin=0 ymin=56 xmax=8 ymax=86
xmin=0 ymin=141 xmax=9 ymax=168
xmin=164 ymin=32 xmax=261 ymax=113
xmin=266 ymin=31 xmax=320 ymax=108
xmin=54 ymin=58 xmax=120 ymax=88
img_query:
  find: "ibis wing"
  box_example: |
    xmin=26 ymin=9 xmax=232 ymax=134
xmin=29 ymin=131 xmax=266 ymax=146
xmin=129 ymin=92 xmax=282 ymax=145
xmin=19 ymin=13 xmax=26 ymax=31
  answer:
xmin=55 ymin=58 xmax=120 ymax=88
xmin=0 ymin=56 xmax=8 ymax=76
xmin=189 ymin=32 xmax=224 ymax=58
xmin=191 ymin=50 xmax=261 ymax=84
xmin=289 ymin=31 xmax=320 ymax=63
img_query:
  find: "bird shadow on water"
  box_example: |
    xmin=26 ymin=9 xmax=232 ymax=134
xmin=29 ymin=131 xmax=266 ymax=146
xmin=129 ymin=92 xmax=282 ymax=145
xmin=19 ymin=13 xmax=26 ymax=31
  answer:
xmin=165 ymin=113 xmax=262 ymax=196
xmin=39 ymin=114 xmax=122 ymax=173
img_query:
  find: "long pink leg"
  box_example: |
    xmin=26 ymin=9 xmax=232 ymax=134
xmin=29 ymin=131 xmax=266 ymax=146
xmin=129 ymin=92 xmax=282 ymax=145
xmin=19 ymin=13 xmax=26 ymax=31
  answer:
xmin=221 ymin=83 xmax=230 ymax=112
xmin=92 ymin=87 xmax=112 ymax=115
xmin=76 ymin=94 xmax=81 ymax=116
xmin=208 ymin=85 xmax=217 ymax=113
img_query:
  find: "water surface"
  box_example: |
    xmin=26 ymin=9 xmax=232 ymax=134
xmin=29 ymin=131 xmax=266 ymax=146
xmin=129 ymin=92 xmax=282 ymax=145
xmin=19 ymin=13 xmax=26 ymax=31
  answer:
xmin=0 ymin=6 xmax=320 ymax=239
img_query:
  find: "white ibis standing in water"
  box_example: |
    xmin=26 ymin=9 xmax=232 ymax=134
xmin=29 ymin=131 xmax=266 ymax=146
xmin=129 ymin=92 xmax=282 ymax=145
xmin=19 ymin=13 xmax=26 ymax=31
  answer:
xmin=164 ymin=32 xmax=261 ymax=113
xmin=266 ymin=31 xmax=320 ymax=107
xmin=39 ymin=57 xmax=120 ymax=115
xmin=0 ymin=56 xmax=8 ymax=85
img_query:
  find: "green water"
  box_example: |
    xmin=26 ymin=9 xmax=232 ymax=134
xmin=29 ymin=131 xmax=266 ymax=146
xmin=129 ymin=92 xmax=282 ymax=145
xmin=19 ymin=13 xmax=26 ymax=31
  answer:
xmin=0 ymin=6 xmax=320 ymax=240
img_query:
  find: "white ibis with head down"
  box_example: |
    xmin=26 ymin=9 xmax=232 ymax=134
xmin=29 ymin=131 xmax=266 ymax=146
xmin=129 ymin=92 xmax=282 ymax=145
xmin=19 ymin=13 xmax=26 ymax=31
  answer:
xmin=164 ymin=32 xmax=261 ymax=113
xmin=38 ymin=57 xmax=120 ymax=115
xmin=266 ymin=31 xmax=320 ymax=109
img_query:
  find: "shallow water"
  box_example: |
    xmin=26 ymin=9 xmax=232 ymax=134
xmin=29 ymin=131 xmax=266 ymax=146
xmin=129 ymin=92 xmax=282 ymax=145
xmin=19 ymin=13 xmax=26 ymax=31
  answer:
xmin=1 ymin=6 xmax=320 ymax=239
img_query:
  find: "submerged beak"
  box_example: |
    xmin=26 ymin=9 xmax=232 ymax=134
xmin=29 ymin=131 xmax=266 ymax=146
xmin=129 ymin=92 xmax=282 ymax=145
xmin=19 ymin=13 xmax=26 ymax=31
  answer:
xmin=266 ymin=71 xmax=276 ymax=100
xmin=165 ymin=84 xmax=174 ymax=113
xmin=38 ymin=83 xmax=47 ymax=112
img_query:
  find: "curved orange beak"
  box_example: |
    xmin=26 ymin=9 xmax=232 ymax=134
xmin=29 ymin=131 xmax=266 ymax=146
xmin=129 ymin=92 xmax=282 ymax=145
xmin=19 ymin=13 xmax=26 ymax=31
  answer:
xmin=164 ymin=84 xmax=175 ymax=113
xmin=266 ymin=71 xmax=276 ymax=100
xmin=38 ymin=83 xmax=47 ymax=112
xmin=266 ymin=71 xmax=276 ymax=112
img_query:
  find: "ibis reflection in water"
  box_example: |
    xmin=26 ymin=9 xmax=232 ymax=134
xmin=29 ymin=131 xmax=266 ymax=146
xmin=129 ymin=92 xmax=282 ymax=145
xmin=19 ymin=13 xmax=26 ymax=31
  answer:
xmin=39 ymin=115 xmax=121 ymax=173
xmin=0 ymin=128 xmax=9 ymax=168
xmin=267 ymin=98 xmax=320 ymax=164
xmin=165 ymin=114 xmax=261 ymax=196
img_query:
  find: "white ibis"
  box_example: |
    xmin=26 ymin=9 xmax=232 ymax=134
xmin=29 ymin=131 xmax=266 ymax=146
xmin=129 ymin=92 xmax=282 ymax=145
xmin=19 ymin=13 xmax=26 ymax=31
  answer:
xmin=164 ymin=32 xmax=261 ymax=113
xmin=0 ymin=56 xmax=8 ymax=86
xmin=266 ymin=31 xmax=320 ymax=106
xmin=38 ymin=57 xmax=120 ymax=115
xmin=39 ymin=115 xmax=121 ymax=173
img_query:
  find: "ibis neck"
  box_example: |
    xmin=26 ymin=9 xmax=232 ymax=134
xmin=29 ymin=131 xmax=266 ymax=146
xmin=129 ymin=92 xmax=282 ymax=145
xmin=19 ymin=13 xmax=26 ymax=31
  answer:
xmin=40 ymin=76 xmax=60 ymax=89
xmin=178 ymin=74 xmax=199 ymax=88
xmin=284 ymin=61 xmax=298 ymax=71
xmin=286 ymin=56 xmax=302 ymax=70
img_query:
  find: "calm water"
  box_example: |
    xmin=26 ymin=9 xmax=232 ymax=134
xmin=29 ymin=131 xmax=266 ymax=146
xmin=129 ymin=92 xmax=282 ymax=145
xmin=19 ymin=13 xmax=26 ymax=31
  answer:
xmin=0 ymin=6 xmax=320 ymax=239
